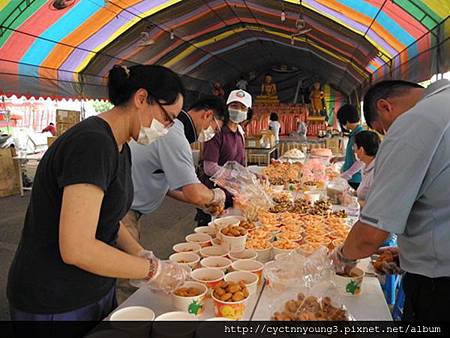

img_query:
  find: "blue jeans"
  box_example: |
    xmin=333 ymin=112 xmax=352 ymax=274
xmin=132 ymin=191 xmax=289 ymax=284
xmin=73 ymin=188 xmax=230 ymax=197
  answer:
xmin=10 ymin=286 xmax=117 ymax=321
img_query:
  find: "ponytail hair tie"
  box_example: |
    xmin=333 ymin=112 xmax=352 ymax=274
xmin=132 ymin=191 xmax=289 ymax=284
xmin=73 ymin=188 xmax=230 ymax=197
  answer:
xmin=121 ymin=65 xmax=130 ymax=78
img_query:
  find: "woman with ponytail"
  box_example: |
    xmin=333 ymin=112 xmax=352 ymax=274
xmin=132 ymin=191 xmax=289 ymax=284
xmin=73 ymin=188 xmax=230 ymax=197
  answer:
xmin=7 ymin=65 xmax=186 ymax=322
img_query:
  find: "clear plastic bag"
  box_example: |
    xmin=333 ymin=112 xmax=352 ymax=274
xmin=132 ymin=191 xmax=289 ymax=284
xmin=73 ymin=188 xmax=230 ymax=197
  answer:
xmin=265 ymin=247 xmax=354 ymax=320
xmin=326 ymin=177 xmax=349 ymax=204
xmin=210 ymin=161 xmax=273 ymax=221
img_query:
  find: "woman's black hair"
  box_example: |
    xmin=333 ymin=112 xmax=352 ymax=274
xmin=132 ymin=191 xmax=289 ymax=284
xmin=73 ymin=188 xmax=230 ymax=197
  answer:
xmin=354 ymin=130 xmax=381 ymax=157
xmin=337 ymin=104 xmax=360 ymax=126
xmin=270 ymin=112 xmax=279 ymax=121
xmin=108 ymin=65 xmax=185 ymax=106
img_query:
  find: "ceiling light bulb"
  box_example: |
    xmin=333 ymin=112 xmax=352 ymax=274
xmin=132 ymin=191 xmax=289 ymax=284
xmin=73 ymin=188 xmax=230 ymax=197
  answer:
xmin=170 ymin=31 xmax=174 ymax=40
xmin=281 ymin=11 xmax=286 ymax=22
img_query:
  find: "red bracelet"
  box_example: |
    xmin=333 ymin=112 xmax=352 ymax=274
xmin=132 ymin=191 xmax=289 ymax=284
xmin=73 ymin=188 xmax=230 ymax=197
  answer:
xmin=145 ymin=258 xmax=158 ymax=281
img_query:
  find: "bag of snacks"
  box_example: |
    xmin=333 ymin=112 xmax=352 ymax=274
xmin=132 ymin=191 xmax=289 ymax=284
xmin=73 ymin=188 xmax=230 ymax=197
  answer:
xmin=265 ymin=248 xmax=355 ymax=320
xmin=210 ymin=161 xmax=273 ymax=221
xmin=326 ymin=177 xmax=349 ymax=204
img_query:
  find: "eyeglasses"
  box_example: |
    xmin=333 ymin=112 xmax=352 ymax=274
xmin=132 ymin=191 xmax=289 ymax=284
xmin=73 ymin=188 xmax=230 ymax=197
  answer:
xmin=154 ymin=100 xmax=176 ymax=127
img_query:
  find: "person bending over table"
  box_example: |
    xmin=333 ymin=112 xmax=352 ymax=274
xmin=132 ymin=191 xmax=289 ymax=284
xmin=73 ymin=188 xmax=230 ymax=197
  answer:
xmin=118 ymin=96 xmax=227 ymax=302
xmin=7 ymin=65 xmax=187 ymax=323
xmin=332 ymin=79 xmax=450 ymax=321
xmin=196 ymin=89 xmax=253 ymax=226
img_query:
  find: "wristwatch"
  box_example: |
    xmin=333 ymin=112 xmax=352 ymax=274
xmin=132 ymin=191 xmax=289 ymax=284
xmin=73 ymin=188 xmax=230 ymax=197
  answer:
xmin=338 ymin=246 xmax=357 ymax=265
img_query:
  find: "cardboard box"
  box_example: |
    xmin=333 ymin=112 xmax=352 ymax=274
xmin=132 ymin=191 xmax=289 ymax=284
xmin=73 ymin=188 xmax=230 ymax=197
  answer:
xmin=56 ymin=109 xmax=80 ymax=124
xmin=0 ymin=148 xmax=20 ymax=197
xmin=57 ymin=122 xmax=75 ymax=136
xmin=47 ymin=136 xmax=58 ymax=147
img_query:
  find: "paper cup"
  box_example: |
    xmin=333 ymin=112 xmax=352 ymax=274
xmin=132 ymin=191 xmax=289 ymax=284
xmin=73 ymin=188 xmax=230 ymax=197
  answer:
xmin=110 ymin=306 xmax=155 ymax=321
xmin=253 ymin=247 xmax=273 ymax=263
xmin=200 ymin=257 xmax=232 ymax=273
xmin=185 ymin=233 xmax=212 ymax=248
xmin=231 ymin=259 xmax=264 ymax=284
xmin=211 ymin=237 xmax=227 ymax=248
xmin=211 ymin=292 xmax=248 ymax=320
xmin=229 ymin=249 xmax=257 ymax=261
xmin=334 ymin=267 xmax=365 ymax=296
xmin=194 ymin=226 xmax=217 ymax=238
xmin=220 ymin=232 xmax=247 ymax=252
xmin=274 ymin=253 xmax=290 ymax=261
xmin=169 ymin=252 xmax=200 ymax=269
xmin=153 ymin=312 xmax=198 ymax=338
xmin=190 ymin=268 xmax=224 ymax=295
xmin=155 ymin=311 xmax=198 ymax=321
xmin=199 ymin=246 xmax=229 ymax=258
xmin=212 ymin=216 xmax=243 ymax=231
xmin=224 ymin=271 xmax=258 ymax=295
xmin=173 ymin=242 xmax=201 ymax=254
xmin=272 ymin=240 xmax=300 ymax=257
xmin=303 ymin=191 xmax=321 ymax=203
xmin=172 ymin=281 xmax=207 ymax=315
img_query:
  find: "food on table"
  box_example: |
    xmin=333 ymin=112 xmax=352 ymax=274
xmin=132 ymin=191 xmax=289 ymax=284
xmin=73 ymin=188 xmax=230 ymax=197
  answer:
xmin=331 ymin=209 xmax=347 ymax=218
xmin=174 ymin=287 xmax=203 ymax=297
xmin=263 ymin=162 xmax=302 ymax=185
xmin=372 ymin=250 xmax=400 ymax=273
xmin=310 ymin=148 xmax=333 ymax=157
xmin=248 ymin=229 xmax=273 ymax=240
xmin=238 ymin=220 xmax=256 ymax=230
xmin=245 ymin=239 xmax=272 ymax=250
xmin=291 ymin=198 xmax=312 ymax=213
xmin=213 ymin=281 xmax=249 ymax=302
xmin=272 ymin=193 xmax=290 ymax=204
xmin=283 ymin=148 xmax=305 ymax=159
xmin=269 ymin=201 xmax=292 ymax=213
xmin=221 ymin=225 xmax=248 ymax=237
xmin=272 ymin=239 xmax=300 ymax=250
xmin=208 ymin=204 xmax=224 ymax=215
xmin=276 ymin=231 xmax=302 ymax=242
xmin=271 ymin=293 xmax=348 ymax=321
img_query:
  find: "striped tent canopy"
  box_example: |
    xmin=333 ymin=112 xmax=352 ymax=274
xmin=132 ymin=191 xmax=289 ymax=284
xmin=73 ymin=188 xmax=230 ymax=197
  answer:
xmin=0 ymin=0 xmax=448 ymax=100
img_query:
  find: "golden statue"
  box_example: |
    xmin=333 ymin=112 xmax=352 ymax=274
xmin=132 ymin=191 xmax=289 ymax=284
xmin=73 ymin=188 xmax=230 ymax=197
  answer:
xmin=310 ymin=81 xmax=324 ymax=115
xmin=261 ymin=74 xmax=277 ymax=97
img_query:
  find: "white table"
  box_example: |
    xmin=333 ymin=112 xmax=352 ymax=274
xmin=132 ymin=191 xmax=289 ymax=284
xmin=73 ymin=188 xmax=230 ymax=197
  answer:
xmin=107 ymin=283 xmax=264 ymax=321
xmin=13 ymin=152 xmax=43 ymax=197
xmin=252 ymin=276 xmax=392 ymax=321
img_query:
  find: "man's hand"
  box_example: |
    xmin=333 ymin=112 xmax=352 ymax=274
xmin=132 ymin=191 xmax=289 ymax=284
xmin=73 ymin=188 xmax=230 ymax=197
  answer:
xmin=330 ymin=246 xmax=358 ymax=275
xmin=204 ymin=188 xmax=225 ymax=216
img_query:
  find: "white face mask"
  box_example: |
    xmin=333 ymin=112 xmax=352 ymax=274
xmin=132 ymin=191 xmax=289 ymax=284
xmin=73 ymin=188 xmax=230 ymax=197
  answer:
xmin=228 ymin=108 xmax=247 ymax=124
xmin=197 ymin=125 xmax=216 ymax=143
xmin=137 ymin=119 xmax=168 ymax=145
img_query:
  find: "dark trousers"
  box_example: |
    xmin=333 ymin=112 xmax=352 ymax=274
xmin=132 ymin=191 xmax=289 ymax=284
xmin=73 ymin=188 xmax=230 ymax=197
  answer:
xmin=403 ymin=272 xmax=450 ymax=321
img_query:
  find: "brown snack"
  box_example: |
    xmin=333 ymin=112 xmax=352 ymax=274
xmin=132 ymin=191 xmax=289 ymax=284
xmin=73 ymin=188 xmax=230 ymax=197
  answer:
xmin=239 ymin=220 xmax=256 ymax=230
xmin=272 ymin=294 xmax=349 ymax=321
xmin=174 ymin=287 xmax=203 ymax=297
xmin=221 ymin=225 xmax=248 ymax=237
xmin=213 ymin=281 xmax=249 ymax=303
xmin=208 ymin=204 xmax=224 ymax=215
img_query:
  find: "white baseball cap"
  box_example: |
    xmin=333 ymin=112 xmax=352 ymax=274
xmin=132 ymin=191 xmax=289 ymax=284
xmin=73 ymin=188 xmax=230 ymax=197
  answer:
xmin=226 ymin=89 xmax=252 ymax=109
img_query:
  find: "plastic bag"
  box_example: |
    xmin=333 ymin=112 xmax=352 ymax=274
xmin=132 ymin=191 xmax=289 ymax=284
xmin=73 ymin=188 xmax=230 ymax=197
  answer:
xmin=210 ymin=161 xmax=273 ymax=221
xmin=265 ymin=247 xmax=354 ymax=320
xmin=326 ymin=177 xmax=349 ymax=204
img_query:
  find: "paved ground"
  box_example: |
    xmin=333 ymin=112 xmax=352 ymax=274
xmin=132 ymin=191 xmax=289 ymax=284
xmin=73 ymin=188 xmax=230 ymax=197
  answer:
xmin=0 ymin=192 xmax=196 ymax=320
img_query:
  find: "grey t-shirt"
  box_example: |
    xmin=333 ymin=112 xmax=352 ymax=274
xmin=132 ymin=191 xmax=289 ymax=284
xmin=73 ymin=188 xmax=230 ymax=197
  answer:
xmin=360 ymin=79 xmax=450 ymax=278
xmin=130 ymin=120 xmax=200 ymax=215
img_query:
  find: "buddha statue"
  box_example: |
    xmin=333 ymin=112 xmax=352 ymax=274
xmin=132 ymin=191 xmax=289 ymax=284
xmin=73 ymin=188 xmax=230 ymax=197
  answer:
xmin=310 ymin=81 xmax=324 ymax=115
xmin=261 ymin=74 xmax=277 ymax=97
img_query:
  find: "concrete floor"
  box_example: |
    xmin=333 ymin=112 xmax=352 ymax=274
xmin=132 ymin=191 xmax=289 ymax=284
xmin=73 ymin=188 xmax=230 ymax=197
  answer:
xmin=0 ymin=192 xmax=197 ymax=320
